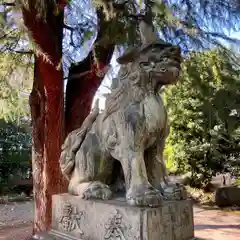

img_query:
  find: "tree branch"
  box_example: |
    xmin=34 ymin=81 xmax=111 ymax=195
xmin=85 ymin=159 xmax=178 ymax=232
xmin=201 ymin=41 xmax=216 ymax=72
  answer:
xmin=63 ymin=23 xmax=73 ymax=31
xmin=1 ymin=1 xmax=16 ymax=7
xmin=12 ymin=50 xmax=33 ymax=54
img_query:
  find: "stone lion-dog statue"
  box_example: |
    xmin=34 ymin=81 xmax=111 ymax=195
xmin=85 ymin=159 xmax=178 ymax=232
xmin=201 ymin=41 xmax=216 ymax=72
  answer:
xmin=60 ymin=20 xmax=187 ymax=207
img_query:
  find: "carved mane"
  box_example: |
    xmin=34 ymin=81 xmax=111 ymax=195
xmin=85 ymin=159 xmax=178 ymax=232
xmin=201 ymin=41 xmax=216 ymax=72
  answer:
xmin=103 ymin=62 xmax=145 ymax=120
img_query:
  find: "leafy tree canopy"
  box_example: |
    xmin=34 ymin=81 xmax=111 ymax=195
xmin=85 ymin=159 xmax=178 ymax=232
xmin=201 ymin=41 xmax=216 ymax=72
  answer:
xmin=0 ymin=118 xmax=32 ymax=188
xmin=164 ymin=48 xmax=240 ymax=187
xmin=0 ymin=52 xmax=32 ymax=121
xmin=1 ymin=0 xmax=239 ymax=57
xmin=0 ymin=3 xmax=32 ymax=121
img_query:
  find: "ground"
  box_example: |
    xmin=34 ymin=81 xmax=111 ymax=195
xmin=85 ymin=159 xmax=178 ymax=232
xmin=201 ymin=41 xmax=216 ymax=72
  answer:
xmin=194 ymin=205 xmax=240 ymax=240
xmin=0 ymin=201 xmax=33 ymax=240
xmin=0 ymin=201 xmax=239 ymax=240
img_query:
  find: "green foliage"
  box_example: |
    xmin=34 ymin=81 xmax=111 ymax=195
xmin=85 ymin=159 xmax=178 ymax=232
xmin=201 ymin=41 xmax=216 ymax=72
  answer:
xmin=234 ymin=178 xmax=240 ymax=186
xmin=0 ymin=2 xmax=29 ymax=53
xmin=164 ymin=49 xmax=240 ymax=187
xmin=0 ymin=119 xmax=32 ymax=193
xmin=164 ymin=144 xmax=178 ymax=172
xmin=0 ymin=52 xmax=32 ymax=121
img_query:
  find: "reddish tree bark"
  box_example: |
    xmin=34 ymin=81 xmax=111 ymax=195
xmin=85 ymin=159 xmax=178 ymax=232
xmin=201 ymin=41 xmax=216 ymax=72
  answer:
xmin=65 ymin=50 xmax=113 ymax=134
xmin=23 ymin=5 xmax=67 ymax=233
xmin=29 ymin=60 xmax=46 ymax=232
xmin=23 ymin=3 xmax=115 ymax=235
xmin=65 ymin=9 xmax=114 ymax=134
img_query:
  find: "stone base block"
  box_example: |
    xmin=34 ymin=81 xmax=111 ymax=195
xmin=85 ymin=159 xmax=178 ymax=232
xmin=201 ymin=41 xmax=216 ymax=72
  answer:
xmin=42 ymin=193 xmax=194 ymax=240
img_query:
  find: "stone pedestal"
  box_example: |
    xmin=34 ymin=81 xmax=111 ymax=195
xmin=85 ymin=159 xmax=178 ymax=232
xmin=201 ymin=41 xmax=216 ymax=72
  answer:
xmin=41 ymin=193 xmax=194 ymax=240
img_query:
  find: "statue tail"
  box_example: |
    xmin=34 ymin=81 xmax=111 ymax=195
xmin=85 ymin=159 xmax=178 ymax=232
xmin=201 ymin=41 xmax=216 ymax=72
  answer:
xmin=59 ymin=100 xmax=100 ymax=180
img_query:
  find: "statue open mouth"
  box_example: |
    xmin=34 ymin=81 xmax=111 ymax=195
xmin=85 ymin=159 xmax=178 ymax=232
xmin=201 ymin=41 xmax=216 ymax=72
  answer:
xmin=150 ymin=65 xmax=180 ymax=88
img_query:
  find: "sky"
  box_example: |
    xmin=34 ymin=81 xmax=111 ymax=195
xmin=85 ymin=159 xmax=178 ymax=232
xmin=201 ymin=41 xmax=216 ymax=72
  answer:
xmin=229 ymin=31 xmax=240 ymax=44
xmin=91 ymin=50 xmax=121 ymax=110
xmin=231 ymin=31 xmax=240 ymax=38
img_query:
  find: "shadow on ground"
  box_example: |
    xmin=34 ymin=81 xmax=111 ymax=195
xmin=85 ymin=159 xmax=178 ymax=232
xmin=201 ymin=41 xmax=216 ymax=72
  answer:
xmin=194 ymin=202 xmax=240 ymax=213
xmin=195 ymin=224 xmax=240 ymax=230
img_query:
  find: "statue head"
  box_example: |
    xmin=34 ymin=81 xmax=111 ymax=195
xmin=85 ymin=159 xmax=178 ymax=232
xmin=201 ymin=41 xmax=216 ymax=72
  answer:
xmin=116 ymin=20 xmax=181 ymax=87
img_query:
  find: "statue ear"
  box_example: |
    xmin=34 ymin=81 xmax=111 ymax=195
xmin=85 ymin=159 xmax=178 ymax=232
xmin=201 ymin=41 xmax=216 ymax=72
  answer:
xmin=116 ymin=47 xmax=139 ymax=64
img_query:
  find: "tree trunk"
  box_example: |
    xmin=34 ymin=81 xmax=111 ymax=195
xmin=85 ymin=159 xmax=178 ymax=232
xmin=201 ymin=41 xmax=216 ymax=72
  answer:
xmin=65 ymin=51 xmax=113 ymax=134
xmin=23 ymin=3 xmax=114 ymax=234
xmin=65 ymin=9 xmax=115 ymax=134
xmin=23 ymin=7 xmax=67 ymax=233
xmin=29 ymin=59 xmax=46 ymax=232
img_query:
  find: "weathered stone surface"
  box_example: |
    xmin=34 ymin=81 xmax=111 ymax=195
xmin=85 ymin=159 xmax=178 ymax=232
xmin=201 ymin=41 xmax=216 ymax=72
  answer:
xmin=215 ymin=186 xmax=240 ymax=207
xmin=59 ymin=17 xmax=186 ymax=208
xmin=42 ymin=194 xmax=194 ymax=240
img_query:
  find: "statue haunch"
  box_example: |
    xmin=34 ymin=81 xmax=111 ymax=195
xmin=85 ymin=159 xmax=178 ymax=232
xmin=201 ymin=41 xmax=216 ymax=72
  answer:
xmin=60 ymin=21 xmax=187 ymax=207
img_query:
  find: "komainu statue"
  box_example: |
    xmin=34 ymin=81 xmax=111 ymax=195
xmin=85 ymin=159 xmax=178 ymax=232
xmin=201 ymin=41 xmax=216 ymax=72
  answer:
xmin=60 ymin=20 xmax=187 ymax=207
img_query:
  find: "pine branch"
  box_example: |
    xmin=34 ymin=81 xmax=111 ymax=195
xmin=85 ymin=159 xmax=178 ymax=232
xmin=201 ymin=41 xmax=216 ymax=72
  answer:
xmin=1 ymin=1 xmax=16 ymax=7
xmin=11 ymin=50 xmax=33 ymax=54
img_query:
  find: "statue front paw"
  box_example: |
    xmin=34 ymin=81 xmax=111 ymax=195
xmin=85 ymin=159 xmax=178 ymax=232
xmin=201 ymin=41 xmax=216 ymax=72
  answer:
xmin=82 ymin=181 xmax=113 ymax=200
xmin=163 ymin=183 xmax=187 ymax=201
xmin=126 ymin=184 xmax=163 ymax=207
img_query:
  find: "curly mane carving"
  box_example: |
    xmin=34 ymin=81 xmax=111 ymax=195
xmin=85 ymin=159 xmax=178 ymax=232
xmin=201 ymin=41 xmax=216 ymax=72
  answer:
xmin=60 ymin=100 xmax=100 ymax=179
xmin=103 ymin=63 xmax=145 ymax=120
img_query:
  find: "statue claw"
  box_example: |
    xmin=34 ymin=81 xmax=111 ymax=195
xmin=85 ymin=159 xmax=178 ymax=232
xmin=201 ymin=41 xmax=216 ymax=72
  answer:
xmin=126 ymin=184 xmax=163 ymax=207
xmin=82 ymin=181 xmax=113 ymax=200
xmin=163 ymin=183 xmax=187 ymax=201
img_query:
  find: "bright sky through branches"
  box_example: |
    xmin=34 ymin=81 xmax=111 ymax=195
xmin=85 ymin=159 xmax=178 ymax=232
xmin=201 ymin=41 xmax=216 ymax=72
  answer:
xmin=92 ymin=29 xmax=240 ymax=111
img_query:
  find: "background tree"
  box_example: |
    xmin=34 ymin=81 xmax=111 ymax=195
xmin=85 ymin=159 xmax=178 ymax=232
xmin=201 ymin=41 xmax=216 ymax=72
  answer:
xmin=0 ymin=52 xmax=32 ymax=196
xmin=164 ymin=49 xmax=240 ymax=189
xmin=0 ymin=52 xmax=32 ymax=121
xmin=0 ymin=119 xmax=31 ymax=194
